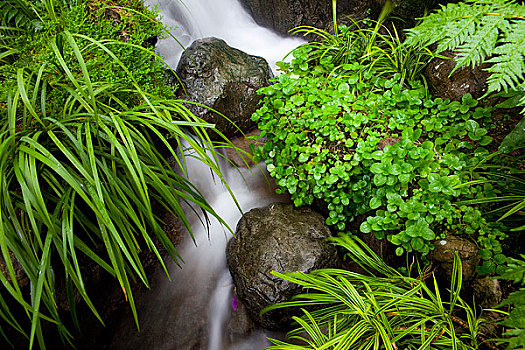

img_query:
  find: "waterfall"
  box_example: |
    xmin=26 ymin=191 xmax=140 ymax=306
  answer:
xmin=144 ymin=0 xmax=304 ymax=71
xmin=103 ymin=1 xmax=302 ymax=348
xmin=105 ymin=142 xmax=287 ymax=350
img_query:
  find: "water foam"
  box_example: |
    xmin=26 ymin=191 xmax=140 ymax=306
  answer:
xmin=145 ymin=0 xmax=304 ymax=72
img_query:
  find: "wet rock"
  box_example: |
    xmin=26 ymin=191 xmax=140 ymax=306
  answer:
xmin=424 ymin=50 xmax=489 ymax=101
xmin=473 ymin=279 xmax=503 ymax=338
xmin=239 ymin=0 xmax=451 ymax=37
xmin=228 ymin=295 xmax=256 ymax=341
xmin=473 ymin=278 xmax=503 ymax=309
xmin=473 ymin=278 xmax=504 ymax=338
xmin=377 ymin=136 xmax=400 ymax=150
xmin=240 ymin=0 xmax=374 ymax=36
xmin=388 ymin=0 xmax=445 ymax=30
xmin=176 ymin=37 xmax=273 ymax=138
xmin=226 ymin=203 xmax=339 ymax=330
xmin=430 ymin=236 xmax=480 ymax=286
xmin=358 ymin=232 xmax=403 ymax=268
xmin=222 ymin=129 xmax=264 ymax=168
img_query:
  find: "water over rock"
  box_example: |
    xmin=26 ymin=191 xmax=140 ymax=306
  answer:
xmin=222 ymin=129 xmax=264 ymax=168
xmin=175 ymin=37 xmax=273 ymax=138
xmin=226 ymin=203 xmax=339 ymax=330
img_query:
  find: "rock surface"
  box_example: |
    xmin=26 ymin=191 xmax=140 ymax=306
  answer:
xmin=473 ymin=278 xmax=503 ymax=337
xmin=430 ymin=236 xmax=480 ymax=286
xmin=176 ymin=37 xmax=273 ymax=138
xmin=222 ymin=129 xmax=264 ymax=168
xmin=388 ymin=0 xmax=444 ymax=29
xmin=473 ymin=277 xmax=503 ymax=309
xmin=424 ymin=50 xmax=489 ymax=101
xmin=240 ymin=0 xmax=374 ymax=36
xmin=239 ymin=0 xmax=451 ymax=37
xmin=0 ymin=251 xmax=29 ymax=288
xmin=227 ymin=203 xmax=339 ymax=329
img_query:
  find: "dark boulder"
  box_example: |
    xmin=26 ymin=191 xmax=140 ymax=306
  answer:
xmin=175 ymin=37 xmax=273 ymax=138
xmin=388 ymin=0 xmax=448 ymax=30
xmin=424 ymin=50 xmax=489 ymax=101
xmin=472 ymin=278 xmax=503 ymax=338
xmin=0 ymin=252 xmax=29 ymax=289
xmin=222 ymin=129 xmax=264 ymax=168
xmin=430 ymin=235 xmax=480 ymax=286
xmin=239 ymin=0 xmax=374 ymax=36
xmin=473 ymin=277 xmax=502 ymax=309
xmin=239 ymin=0 xmax=451 ymax=37
xmin=226 ymin=203 xmax=339 ymax=329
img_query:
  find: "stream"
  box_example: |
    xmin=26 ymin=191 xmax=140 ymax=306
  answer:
xmin=103 ymin=0 xmax=303 ymax=349
xmin=148 ymin=0 xmax=303 ymax=72
xmin=106 ymin=146 xmax=286 ymax=350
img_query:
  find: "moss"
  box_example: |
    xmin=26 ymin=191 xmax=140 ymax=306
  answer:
xmin=0 ymin=0 xmax=175 ymax=113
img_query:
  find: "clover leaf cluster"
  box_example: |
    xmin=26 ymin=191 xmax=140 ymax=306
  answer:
xmin=253 ymin=45 xmax=506 ymax=268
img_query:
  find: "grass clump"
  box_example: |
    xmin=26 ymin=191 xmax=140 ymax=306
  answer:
xmin=264 ymin=236 xmax=492 ymax=350
xmin=0 ymin=0 xmax=234 ymax=348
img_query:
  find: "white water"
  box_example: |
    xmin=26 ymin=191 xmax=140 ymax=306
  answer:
xmin=106 ymin=1 xmax=302 ymax=348
xmin=145 ymin=0 xmax=304 ymax=71
xmin=107 ymin=145 xmax=287 ymax=349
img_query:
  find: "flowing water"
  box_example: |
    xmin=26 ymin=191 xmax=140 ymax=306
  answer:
xmin=106 ymin=145 xmax=286 ymax=349
xmin=105 ymin=1 xmax=303 ymax=348
xmin=146 ymin=0 xmax=303 ymax=71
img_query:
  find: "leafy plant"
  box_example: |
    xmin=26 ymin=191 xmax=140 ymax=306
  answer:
xmin=0 ymin=0 xmax=40 ymax=31
xmin=451 ymin=150 xmax=524 ymax=273
xmin=496 ymin=256 xmax=525 ymax=349
xmin=253 ymin=38 xmax=505 ymax=261
xmin=404 ymin=0 xmax=525 ymax=94
xmin=0 ymin=1 xmax=238 ymax=348
xmin=288 ymin=1 xmax=433 ymax=86
xmin=263 ymin=235 xmax=492 ymax=350
xmin=457 ymin=151 xmax=525 ymax=231
xmin=404 ymin=0 xmax=525 ymax=151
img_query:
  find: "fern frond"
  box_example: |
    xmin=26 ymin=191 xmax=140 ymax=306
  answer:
xmin=486 ymin=20 xmax=525 ymax=92
xmin=404 ymin=1 xmax=490 ymax=49
xmin=453 ymin=13 xmax=507 ymax=69
xmin=405 ymin=0 xmax=525 ymax=94
xmin=0 ymin=0 xmax=39 ymax=31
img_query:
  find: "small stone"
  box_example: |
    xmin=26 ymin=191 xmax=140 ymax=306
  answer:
xmin=222 ymin=129 xmax=264 ymax=168
xmin=430 ymin=235 xmax=480 ymax=285
xmin=473 ymin=278 xmax=502 ymax=308
xmin=424 ymin=50 xmax=489 ymax=101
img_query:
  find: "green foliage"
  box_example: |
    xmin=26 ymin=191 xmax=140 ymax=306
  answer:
xmin=0 ymin=1 xmax=237 ymax=348
xmin=0 ymin=0 xmax=40 ymax=30
xmin=288 ymin=15 xmax=433 ymax=86
xmin=404 ymin=0 xmax=525 ymax=153
xmin=1 ymin=0 xmax=173 ymax=107
xmin=404 ymin=0 xmax=525 ymax=94
xmin=500 ymin=255 xmax=525 ymax=284
xmin=499 ymin=117 xmax=525 ymax=153
xmin=263 ymin=235 xmax=489 ymax=350
xmin=253 ymin=37 xmax=506 ymax=263
xmin=457 ymin=151 xmax=525 ymax=232
xmin=497 ymin=256 xmax=525 ymax=349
